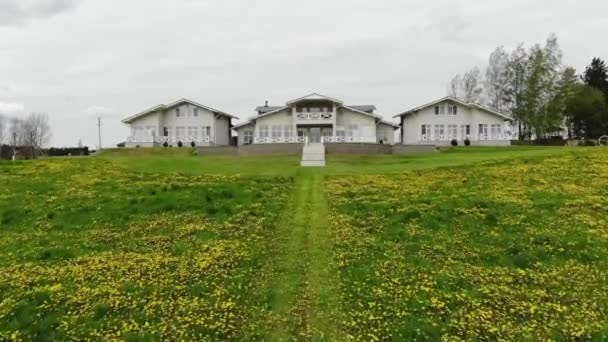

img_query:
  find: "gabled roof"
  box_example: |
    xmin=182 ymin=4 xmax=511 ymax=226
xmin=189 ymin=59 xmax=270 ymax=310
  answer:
xmin=286 ymin=93 xmax=344 ymax=105
xmin=348 ymin=105 xmax=377 ymax=113
xmin=233 ymin=94 xmax=393 ymax=131
xmin=121 ymin=98 xmax=238 ymax=124
xmin=393 ymin=96 xmax=512 ymax=120
xmin=255 ymin=106 xmax=284 ymax=114
xmin=378 ymin=120 xmax=401 ymax=129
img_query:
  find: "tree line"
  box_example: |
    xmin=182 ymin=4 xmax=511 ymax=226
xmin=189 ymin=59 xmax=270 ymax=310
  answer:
xmin=448 ymin=34 xmax=608 ymax=141
xmin=0 ymin=113 xmax=51 ymax=159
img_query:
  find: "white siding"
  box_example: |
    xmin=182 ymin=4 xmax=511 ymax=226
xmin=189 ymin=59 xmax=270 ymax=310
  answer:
xmin=376 ymin=123 xmax=396 ymax=145
xmin=401 ymin=100 xmax=507 ymax=145
xmin=336 ymin=108 xmax=376 ymax=138
xmin=254 ymin=109 xmax=293 ymax=136
xmin=214 ymin=116 xmax=230 ymax=145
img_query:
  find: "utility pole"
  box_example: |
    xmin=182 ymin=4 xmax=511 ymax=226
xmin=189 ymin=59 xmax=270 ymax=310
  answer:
xmin=97 ymin=117 xmax=102 ymax=151
xmin=12 ymin=132 xmax=16 ymax=161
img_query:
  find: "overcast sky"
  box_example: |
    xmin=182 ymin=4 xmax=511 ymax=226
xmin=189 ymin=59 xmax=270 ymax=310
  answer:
xmin=1 ymin=0 xmax=607 ymax=147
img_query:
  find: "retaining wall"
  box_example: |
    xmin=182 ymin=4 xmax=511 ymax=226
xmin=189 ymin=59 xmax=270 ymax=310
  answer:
xmin=238 ymin=143 xmax=303 ymax=156
xmin=392 ymin=145 xmax=438 ymax=155
xmin=325 ymin=143 xmax=393 ymax=155
xmin=196 ymin=146 xmax=238 ymax=155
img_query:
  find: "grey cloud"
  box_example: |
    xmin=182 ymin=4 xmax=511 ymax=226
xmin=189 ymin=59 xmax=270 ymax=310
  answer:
xmin=0 ymin=0 xmax=76 ymax=26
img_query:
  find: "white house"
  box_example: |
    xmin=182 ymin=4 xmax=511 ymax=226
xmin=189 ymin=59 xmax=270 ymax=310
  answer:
xmin=121 ymin=98 xmax=238 ymax=147
xmin=233 ymin=93 xmax=399 ymax=145
xmin=394 ymin=96 xmax=513 ymax=146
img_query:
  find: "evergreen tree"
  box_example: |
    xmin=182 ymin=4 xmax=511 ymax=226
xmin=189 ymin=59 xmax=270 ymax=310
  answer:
xmin=583 ymin=58 xmax=608 ymax=96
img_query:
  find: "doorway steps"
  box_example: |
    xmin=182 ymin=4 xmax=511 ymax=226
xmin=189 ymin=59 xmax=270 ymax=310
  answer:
xmin=301 ymin=143 xmax=326 ymax=167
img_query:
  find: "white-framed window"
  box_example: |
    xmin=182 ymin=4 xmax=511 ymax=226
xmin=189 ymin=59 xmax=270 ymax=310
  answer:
xmin=271 ymin=125 xmax=282 ymax=138
xmin=448 ymin=105 xmax=458 ymax=116
xmin=243 ymin=130 xmax=253 ymax=144
xmin=284 ymin=125 xmax=293 ymax=138
xmin=478 ymin=124 xmax=489 ymax=140
xmin=448 ymin=124 xmax=458 ymax=139
xmin=175 ymin=126 xmax=186 ymax=138
xmin=188 ymin=126 xmax=199 ymax=138
xmin=297 ymin=129 xmax=305 ymax=137
xmin=176 ymin=107 xmax=181 ymax=118
xmin=193 ymin=108 xmax=199 ymax=117
xmin=460 ymin=125 xmax=470 ymax=139
xmin=346 ymin=124 xmax=358 ymax=137
xmin=144 ymin=125 xmax=155 ymax=136
xmin=434 ymin=124 xmax=445 ymax=140
xmin=434 ymin=105 xmax=445 ymax=115
xmin=258 ymin=125 xmax=269 ymax=138
xmin=335 ymin=126 xmax=345 ymax=137
xmin=163 ymin=126 xmax=170 ymax=137
xmin=491 ymin=124 xmax=502 ymax=139
xmin=420 ymin=124 xmax=431 ymax=137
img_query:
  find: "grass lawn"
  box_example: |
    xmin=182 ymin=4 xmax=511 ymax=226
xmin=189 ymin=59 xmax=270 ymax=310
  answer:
xmin=1 ymin=146 xmax=607 ymax=340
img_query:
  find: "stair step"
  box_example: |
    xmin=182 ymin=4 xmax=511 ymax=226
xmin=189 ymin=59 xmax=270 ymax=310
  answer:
xmin=301 ymin=143 xmax=326 ymax=167
xmin=301 ymin=160 xmax=326 ymax=167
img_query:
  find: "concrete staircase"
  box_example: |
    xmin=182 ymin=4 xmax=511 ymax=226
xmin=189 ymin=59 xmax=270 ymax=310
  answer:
xmin=301 ymin=143 xmax=326 ymax=167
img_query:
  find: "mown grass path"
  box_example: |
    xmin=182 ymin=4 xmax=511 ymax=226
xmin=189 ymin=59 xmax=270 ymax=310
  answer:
xmin=268 ymin=168 xmax=341 ymax=340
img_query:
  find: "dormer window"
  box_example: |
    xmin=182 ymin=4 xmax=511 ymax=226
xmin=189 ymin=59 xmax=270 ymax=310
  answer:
xmin=193 ymin=108 xmax=199 ymax=117
xmin=176 ymin=108 xmax=181 ymax=118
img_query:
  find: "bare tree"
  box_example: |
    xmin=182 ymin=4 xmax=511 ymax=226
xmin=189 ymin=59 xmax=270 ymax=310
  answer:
xmin=448 ymin=74 xmax=462 ymax=98
xmin=461 ymin=67 xmax=483 ymax=102
xmin=447 ymin=67 xmax=483 ymax=103
xmin=484 ymin=46 xmax=510 ymax=111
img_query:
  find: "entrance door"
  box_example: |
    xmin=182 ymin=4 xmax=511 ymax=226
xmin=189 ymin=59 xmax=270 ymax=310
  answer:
xmin=310 ymin=127 xmax=321 ymax=143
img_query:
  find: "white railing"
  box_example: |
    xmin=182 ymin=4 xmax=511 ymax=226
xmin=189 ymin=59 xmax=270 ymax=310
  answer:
xmin=418 ymin=134 xmax=510 ymax=142
xmin=322 ymin=136 xmax=377 ymax=143
xmin=127 ymin=135 xmax=214 ymax=144
xmin=253 ymin=136 xmax=306 ymax=144
xmin=296 ymin=112 xmax=333 ymax=120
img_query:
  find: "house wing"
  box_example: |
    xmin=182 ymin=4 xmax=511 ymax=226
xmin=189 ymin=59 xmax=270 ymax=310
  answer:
xmin=121 ymin=98 xmax=238 ymax=124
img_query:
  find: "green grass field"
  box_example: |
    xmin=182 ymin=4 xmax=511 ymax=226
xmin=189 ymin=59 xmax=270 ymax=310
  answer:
xmin=1 ymin=147 xmax=607 ymax=340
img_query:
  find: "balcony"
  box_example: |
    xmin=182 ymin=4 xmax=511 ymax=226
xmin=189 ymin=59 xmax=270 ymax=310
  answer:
xmin=418 ymin=134 xmax=510 ymax=142
xmin=295 ymin=112 xmax=333 ymax=124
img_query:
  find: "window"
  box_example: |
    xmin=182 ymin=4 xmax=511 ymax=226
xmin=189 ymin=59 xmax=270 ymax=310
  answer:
xmin=284 ymin=125 xmax=293 ymax=138
xmin=346 ymin=124 xmax=358 ymax=137
xmin=145 ymin=126 xmax=155 ymax=136
xmin=176 ymin=108 xmax=181 ymax=118
xmin=297 ymin=129 xmax=305 ymax=137
xmin=335 ymin=126 xmax=346 ymax=137
xmin=434 ymin=105 xmax=445 ymax=115
xmin=448 ymin=124 xmax=458 ymax=138
xmin=491 ymin=124 xmax=502 ymax=139
xmin=258 ymin=125 xmax=269 ymax=138
xmin=163 ymin=127 xmax=169 ymax=137
xmin=205 ymin=126 xmax=211 ymax=137
xmin=271 ymin=125 xmax=282 ymax=138
xmin=478 ymin=124 xmax=489 ymax=140
xmin=188 ymin=126 xmax=199 ymax=138
xmin=175 ymin=126 xmax=185 ymax=138
xmin=460 ymin=125 xmax=470 ymax=139
xmin=448 ymin=105 xmax=458 ymax=116
xmin=421 ymin=124 xmax=431 ymax=136
xmin=243 ymin=130 xmax=253 ymax=144
xmin=434 ymin=124 xmax=445 ymax=140
xmin=193 ymin=108 xmax=199 ymax=117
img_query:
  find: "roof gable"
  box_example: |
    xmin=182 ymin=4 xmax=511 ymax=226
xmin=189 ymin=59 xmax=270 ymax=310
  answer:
xmin=121 ymin=98 xmax=238 ymax=123
xmin=393 ymin=96 xmax=511 ymax=120
xmin=286 ymin=93 xmax=344 ymax=105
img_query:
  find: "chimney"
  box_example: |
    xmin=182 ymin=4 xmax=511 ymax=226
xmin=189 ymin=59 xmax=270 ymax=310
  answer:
xmin=264 ymin=100 xmax=268 ymax=107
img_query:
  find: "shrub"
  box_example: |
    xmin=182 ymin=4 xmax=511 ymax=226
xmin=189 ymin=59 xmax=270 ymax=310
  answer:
xmin=190 ymin=141 xmax=196 ymax=148
xmin=163 ymin=141 xmax=168 ymax=148
xmin=583 ymin=140 xmax=597 ymax=146
xmin=177 ymin=141 xmax=183 ymax=148
xmin=464 ymin=138 xmax=471 ymax=146
xmin=451 ymin=139 xmax=458 ymax=146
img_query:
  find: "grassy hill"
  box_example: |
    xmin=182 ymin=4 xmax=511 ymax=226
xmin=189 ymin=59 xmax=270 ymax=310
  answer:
xmin=1 ymin=147 xmax=607 ymax=340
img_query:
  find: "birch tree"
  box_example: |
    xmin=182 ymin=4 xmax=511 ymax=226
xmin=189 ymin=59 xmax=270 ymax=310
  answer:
xmin=484 ymin=46 xmax=509 ymax=111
